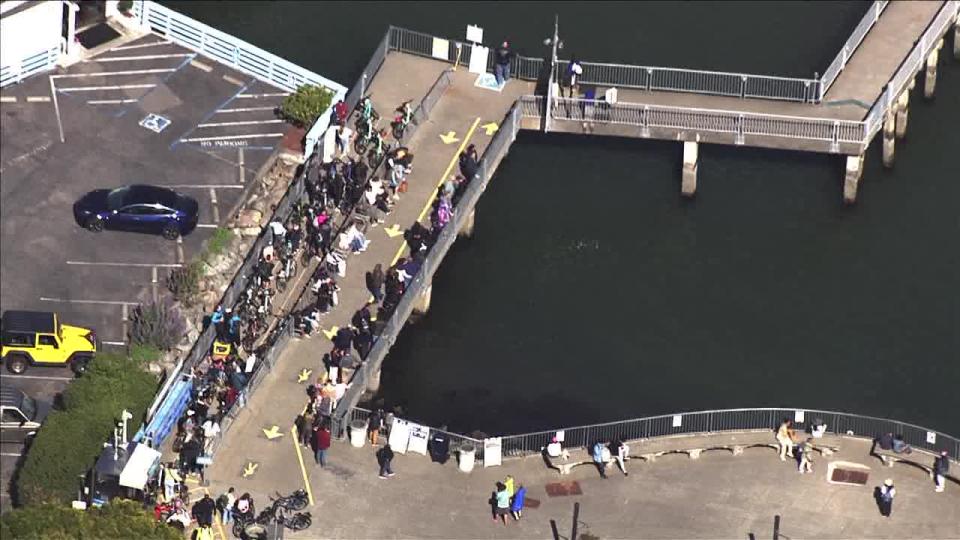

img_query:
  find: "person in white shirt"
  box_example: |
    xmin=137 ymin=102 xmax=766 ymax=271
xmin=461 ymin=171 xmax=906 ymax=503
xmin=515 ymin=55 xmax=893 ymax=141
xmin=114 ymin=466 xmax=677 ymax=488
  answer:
xmin=336 ymin=125 xmax=353 ymax=155
xmin=201 ymin=418 xmax=220 ymax=454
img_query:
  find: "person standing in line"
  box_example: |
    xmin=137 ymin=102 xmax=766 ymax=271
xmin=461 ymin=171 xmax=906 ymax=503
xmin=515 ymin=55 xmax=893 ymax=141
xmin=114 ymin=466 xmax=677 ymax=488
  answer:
xmin=216 ymin=487 xmax=236 ymax=525
xmin=377 ymin=443 xmax=396 ymax=478
xmin=592 ymin=441 xmax=608 ymax=479
xmin=494 ymin=41 xmax=513 ymax=86
xmin=504 ymin=475 xmax=515 ymax=497
xmin=878 ymin=479 xmax=896 ymax=517
xmin=798 ymin=439 xmax=814 ymax=474
xmin=493 ymin=482 xmax=510 ymax=525
xmin=611 ymin=439 xmax=629 ymax=476
xmin=776 ymin=419 xmax=795 ymax=461
xmin=367 ymin=264 xmax=385 ymax=303
xmin=191 ymin=493 xmax=216 ymax=528
xmin=510 ymin=484 xmax=527 ymax=521
xmin=314 ymin=422 xmax=331 ymax=468
xmin=934 ymin=450 xmax=950 ymax=493
xmin=368 ymin=408 xmax=384 ymax=446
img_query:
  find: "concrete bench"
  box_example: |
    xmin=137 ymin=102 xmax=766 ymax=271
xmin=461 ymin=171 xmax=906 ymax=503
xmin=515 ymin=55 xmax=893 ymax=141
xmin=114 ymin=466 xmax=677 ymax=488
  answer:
xmin=871 ymin=442 xmax=937 ymax=477
xmin=542 ymin=432 xmax=841 ymax=475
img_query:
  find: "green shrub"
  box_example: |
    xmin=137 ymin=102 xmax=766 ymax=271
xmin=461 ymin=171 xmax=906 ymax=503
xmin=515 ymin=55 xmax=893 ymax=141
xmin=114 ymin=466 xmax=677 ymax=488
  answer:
xmin=0 ymin=500 xmax=180 ymax=540
xmin=129 ymin=344 xmax=162 ymax=366
xmin=15 ymin=353 xmax=158 ymax=506
xmin=166 ymin=261 xmax=203 ymax=307
xmin=279 ymin=84 xmax=334 ymax=127
xmin=128 ymin=299 xmax=186 ymax=351
xmin=204 ymin=227 xmax=234 ymax=261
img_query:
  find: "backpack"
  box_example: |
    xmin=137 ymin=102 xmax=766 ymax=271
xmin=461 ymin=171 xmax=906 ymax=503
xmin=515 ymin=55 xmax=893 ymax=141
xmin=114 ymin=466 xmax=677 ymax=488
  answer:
xmin=216 ymin=494 xmax=228 ymax=511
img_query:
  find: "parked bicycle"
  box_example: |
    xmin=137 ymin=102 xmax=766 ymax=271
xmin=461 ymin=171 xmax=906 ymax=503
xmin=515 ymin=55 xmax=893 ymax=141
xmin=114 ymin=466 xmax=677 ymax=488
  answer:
xmin=391 ymin=100 xmax=414 ymax=140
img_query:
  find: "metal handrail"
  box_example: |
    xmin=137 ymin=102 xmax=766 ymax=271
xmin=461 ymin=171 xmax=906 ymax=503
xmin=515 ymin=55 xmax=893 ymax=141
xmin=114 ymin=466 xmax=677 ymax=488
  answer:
xmin=820 ymin=1 xmax=890 ymax=101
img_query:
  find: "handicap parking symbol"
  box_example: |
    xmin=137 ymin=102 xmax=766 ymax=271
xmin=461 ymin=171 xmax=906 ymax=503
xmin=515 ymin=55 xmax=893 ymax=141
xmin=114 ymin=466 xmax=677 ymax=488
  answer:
xmin=139 ymin=113 xmax=172 ymax=133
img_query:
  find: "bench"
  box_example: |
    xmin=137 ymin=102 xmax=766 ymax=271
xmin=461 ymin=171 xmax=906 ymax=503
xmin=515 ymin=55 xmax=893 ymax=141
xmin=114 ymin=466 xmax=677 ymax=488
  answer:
xmin=542 ymin=433 xmax=841 ymax=476
xmin=871 ymin=441 xmax=937 ymax=477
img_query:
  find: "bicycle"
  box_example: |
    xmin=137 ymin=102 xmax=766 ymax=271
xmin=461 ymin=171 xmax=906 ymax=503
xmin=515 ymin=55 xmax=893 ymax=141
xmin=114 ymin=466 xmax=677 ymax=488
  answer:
xmin=391 ymin=100 xmax=414 ymax=140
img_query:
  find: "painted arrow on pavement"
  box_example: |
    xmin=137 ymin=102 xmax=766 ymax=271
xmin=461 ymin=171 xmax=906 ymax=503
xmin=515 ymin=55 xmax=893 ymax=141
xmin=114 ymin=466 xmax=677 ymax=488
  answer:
xmin=242 ymin=462 xmax=259 ymax=477
xmin=383 ymin=224 xmax=404 ymax=238
xmin=297 ymin=368 xmax=313 ymax=383
xmin=263 ymin=426 xmax=284 ymax=440
xmin=439 ymin=131 xmax=460 ymax=144
xmin=322 ymin=326 xmax=339 ymax=340
xmin=481 ymin=122 xmax=499 ymax=135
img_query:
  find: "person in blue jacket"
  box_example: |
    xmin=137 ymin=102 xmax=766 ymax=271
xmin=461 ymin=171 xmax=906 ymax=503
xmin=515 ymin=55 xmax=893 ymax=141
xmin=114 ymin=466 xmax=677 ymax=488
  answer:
xmin=592 ymin=441 xmax=608 ymax=479
xmin=510 ymin=484 xmax=527 ymax=521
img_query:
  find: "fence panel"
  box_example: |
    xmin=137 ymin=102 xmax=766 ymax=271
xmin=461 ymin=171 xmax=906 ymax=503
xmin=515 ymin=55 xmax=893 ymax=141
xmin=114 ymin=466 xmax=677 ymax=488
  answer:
xmin=820 ymin=1 xmax=890 ymax=99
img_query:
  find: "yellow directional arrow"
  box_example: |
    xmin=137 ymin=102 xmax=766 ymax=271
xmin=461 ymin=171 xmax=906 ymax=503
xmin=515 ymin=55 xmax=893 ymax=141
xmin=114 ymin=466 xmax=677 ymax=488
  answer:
xmin=322 ymin=326 xmax=339 ymax=340
xmin=481 ymin=122 xmax=499 ymax=135
xmin=297 ymin=368 xmax=313 ymax=383
xmin=242 ymin=462 xmax=259 ymax=478
xmin=439 ymin=131 xmax=460 ymax=144
xmin=383 ymin=224 xmax=404 ymax=238
xmin=263 ymin=426 xmax=284 ymax=440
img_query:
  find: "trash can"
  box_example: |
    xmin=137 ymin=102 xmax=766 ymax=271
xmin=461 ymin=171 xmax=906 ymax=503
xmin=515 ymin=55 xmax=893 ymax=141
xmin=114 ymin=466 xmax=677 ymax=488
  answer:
xmin=350 ymin=420 xmax=367 ymax=448
xmin=458 ymin=444 xmax=476 ymax=473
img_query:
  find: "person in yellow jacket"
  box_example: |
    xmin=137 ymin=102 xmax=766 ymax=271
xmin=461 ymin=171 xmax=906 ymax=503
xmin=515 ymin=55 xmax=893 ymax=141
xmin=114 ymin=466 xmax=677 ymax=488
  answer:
xmin=504 ymin=475 xmax=515 ymax=497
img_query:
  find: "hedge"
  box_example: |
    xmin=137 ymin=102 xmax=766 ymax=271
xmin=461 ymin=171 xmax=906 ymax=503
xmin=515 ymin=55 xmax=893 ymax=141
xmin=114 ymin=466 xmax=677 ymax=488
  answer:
xmin=0 ymin=500 xmax=180 ymax=540
xmin=279 ymin=84 xmax=334 ymax=127
xmin=15 ymin=353 xmax=159 ymax=506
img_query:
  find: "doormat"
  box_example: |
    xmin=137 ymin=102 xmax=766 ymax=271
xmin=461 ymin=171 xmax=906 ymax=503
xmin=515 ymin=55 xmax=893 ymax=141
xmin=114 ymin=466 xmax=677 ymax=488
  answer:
xmin=524 ymin=497 xmax=541 ymax=509
xmin=474 ymin=73 xmax=504 ymax=92
xmin=545 ymin=481 xmax=582 ymax=497
xmin=827 ymin=461 xmax=871 ymax=486
xmin=77 ymin=22 xmax=122 ymax=49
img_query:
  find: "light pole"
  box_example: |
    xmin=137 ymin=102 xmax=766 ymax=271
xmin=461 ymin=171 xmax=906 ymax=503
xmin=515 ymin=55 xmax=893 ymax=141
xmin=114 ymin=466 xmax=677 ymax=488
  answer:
xmin=542 ymin=15 xmax=563 ymax=132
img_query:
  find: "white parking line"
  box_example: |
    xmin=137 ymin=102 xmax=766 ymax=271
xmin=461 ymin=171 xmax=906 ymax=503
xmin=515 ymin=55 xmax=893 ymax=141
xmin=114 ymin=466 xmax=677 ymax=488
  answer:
xmin=237 ymin=93 xmax=289 ymax=98
xmin=196 ymin=224 xmax=219 ymax=228
xmin=197 ymin=119 xmax=284 ymax=128
xmin=52 ymin=69 xmax=176 ymax=79
xmin=110 ymin=41 xmax=172 ymax=52
xmin=93 ymin=53 xmax=193 ymax=62
xmin=88 ymin=99 xmax=139 ymax=104
xmin=26 ymin=96 xmax=51 ymax=102
xmin=39 ymin=297 xmax=140 ymax=305
xmin=216 ymin=107 xmax=275 ymax=113
xmin=58 ymin=84 xmax=156 ymax=92
xmin=181 ymin=133 xmax=284 ymax=143
xmin=101 ymin=340 xmax=127 ymax=346
xmin=166 ymin=184 xmax=244 ymax=189
xmin=66 ymin=261 xmax=183 ymax=268
xmin=190 ymin=60 xmax=213 ymax=72
xmin=0 ymin=452 xmax=23 ymax=457
xmin=0 ymin=96 xmax=16 ymax=103
xmin=222 ymin=74 xmax=245 ymax=86
xmin=3 ymin=374 xmax=73 ymax=382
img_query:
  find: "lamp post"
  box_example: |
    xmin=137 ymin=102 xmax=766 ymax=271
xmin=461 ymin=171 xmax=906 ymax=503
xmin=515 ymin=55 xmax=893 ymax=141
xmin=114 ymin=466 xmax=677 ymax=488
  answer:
xmin=542 ymin=15 xmax=563 ymax=132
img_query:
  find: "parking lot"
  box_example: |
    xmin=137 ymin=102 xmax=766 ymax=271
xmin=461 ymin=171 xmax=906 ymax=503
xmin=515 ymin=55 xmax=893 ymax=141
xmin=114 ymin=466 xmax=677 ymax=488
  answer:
xmin=0 ymin=34 xmax=294 ymax=509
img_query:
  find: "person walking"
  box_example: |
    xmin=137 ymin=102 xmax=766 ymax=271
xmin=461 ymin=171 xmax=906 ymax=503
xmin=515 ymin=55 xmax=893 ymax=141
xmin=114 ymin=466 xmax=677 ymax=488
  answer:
xmin=494 ymin=41 xmax=513 ymax=86
xmin=191 ymin=493 xmax=216 ymax=528
xmin=611 ymin=439 xmax=629 ymax=476
xmin=367 ymin=264 xmax=385 ymax=303
xmin=776 ymin=419 xmax=795 ymax=461
xmin=511 ymin=484 xmax=527 ymax=521
xmin=798 ymin=439 xmax=814 ymax=474
xmin=878 ymin=479 xmax=896 ymax=517
xmin=934 ymin=450 xmax=950 ymax=493
xmin=592 ymin=441 xmax=608 ymax=479
xmin=314 ymin=422 xmax=331 ymax=468
xmin=493 ymin=482 xmax=510 ymax=525
xmin=216 ymin=487 xmax=236 ymax=525
xmin=377 ymin=443 xmax=396 ymax=478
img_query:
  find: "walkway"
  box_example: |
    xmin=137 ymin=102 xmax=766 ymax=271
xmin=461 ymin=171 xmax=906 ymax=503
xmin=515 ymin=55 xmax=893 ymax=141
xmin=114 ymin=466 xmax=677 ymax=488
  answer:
xmin=205 ymin=434 xmax=960 ymax=539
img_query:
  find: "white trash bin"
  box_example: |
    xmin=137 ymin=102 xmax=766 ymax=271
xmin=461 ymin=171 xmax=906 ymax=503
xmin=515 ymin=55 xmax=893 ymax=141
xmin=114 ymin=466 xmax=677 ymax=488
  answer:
xmin=350 ymin=420 xmax=367 ymax=448
xmin=458 ymin=444 xmax=476 ymax=473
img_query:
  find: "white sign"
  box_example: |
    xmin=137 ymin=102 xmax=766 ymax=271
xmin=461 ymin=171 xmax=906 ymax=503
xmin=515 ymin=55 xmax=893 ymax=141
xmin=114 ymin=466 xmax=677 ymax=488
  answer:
xmin=388 ymin=417 xmax=411 ymax=454
xmin=794 ymin=410 xmax=805 ymax=424
xmin=431 ymin=37 xmax=449 ymax=61
xmin=672 ymin=415 xmax=683 ymax=428
xmin=483 ymin=437 xmax=502 ymax=467
xmin=406 ymin=423 xmax=429 ymax=455
xmin=555 ymin=430 xmax=565 ymax=443
xmin=468 ymin=45 xmax=489 ymax=74
xmin=466 ymin=24 xmax=483 ymax=44
xmin=926 ymin=431 xmax=937 ymax=444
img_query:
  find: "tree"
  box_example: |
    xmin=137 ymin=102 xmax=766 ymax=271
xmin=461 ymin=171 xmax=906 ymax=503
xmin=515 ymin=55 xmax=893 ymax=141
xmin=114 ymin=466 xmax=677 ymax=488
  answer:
xmin=279 ymin=84 xmax=334 ymax=127
xmin=0 ymin=500 xmax=181 ymax=540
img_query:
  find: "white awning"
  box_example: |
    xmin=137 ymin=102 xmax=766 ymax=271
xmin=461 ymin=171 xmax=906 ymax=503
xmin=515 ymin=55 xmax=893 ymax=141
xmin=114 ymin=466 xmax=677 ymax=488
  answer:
xmin=119 ymin=443 xmax=161 ymax=490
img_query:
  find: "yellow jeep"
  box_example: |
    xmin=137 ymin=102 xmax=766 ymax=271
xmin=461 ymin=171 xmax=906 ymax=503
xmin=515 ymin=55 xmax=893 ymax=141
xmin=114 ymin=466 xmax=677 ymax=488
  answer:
xmin=1 ymin=310 xmax=97 ymax=375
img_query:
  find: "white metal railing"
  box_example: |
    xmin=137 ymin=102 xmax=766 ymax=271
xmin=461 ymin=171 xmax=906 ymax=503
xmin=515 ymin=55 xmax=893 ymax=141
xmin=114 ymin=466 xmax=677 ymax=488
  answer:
xmin=864 ymin=0 xmax=959 ymax=141
xmin=0 ymin=45 xmax=59 ymax=88
xmin=564 ymin=60 xmax=821 ymax=104
xmin=820 ymin=0 xmax=890 ymax=101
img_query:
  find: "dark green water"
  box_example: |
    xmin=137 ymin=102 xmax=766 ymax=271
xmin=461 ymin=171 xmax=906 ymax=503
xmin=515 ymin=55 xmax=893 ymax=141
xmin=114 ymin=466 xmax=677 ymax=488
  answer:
xmin=173 ymin=2 xmax=959 ymax=435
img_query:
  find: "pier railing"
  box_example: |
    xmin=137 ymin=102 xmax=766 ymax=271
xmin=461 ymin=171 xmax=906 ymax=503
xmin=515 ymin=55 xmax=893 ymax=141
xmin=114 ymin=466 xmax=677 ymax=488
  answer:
xmin=496 ymin=408 xmax=960 ymax=462
xmin=819 ymin=0 xmax=890 ymax=101
xmin=331 ymin=102 xmax=524 ymax=437
xmin=864 ymin=0 xmax=959 ymax=141
xmin=0 ymin=44 xmax=60 ymax=88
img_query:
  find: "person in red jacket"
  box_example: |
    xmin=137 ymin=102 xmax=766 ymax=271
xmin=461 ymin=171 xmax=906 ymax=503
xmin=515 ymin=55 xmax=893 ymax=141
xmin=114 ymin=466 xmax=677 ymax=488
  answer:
xmin=314 ymin=422 xmax=331 ymax=467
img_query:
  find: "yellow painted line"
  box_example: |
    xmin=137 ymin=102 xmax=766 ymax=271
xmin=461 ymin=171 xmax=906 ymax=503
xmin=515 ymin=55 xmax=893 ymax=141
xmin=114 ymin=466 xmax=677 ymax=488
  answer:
xmin=290 ymin=425 xmax=315 ymax=506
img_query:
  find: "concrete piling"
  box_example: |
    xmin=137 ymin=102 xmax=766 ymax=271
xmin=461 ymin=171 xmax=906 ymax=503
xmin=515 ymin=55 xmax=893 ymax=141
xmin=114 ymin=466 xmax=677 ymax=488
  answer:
xmin=366 ymin=367 xmax=381 ymax=393
xmin=458 ymin=208 xmax=476 ymax=238
xmin=843 ymin=154 xmax=865 ymax=205
xmin=413 ymin=283 xmax=432 ymax=315
xmin=895 ymin=91 xmax=910 ymax=139
xmin=924 ymin=42 xmax=941 ymax=99
xmin=882 ymin=109 xmax=895 ymax=168
xmin=681 ymin=141 xmax=698 ymax=197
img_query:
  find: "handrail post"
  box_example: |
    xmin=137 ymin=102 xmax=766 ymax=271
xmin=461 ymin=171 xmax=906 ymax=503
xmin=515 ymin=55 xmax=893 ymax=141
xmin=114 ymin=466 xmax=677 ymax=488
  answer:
xmin=740 ymin=76 xmax=747 ymax=98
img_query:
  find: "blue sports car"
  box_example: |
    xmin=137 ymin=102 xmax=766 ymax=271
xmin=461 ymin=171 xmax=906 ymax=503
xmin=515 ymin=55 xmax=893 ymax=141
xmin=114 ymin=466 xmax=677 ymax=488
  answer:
xmin=73 ymin=184 xmax=199 ymax=240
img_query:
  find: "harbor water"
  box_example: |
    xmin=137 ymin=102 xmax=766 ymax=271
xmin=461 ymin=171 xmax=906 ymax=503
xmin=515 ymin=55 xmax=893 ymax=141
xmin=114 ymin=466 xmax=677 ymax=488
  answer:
xmin=174 ymin=1 xmax=959 ymax=435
